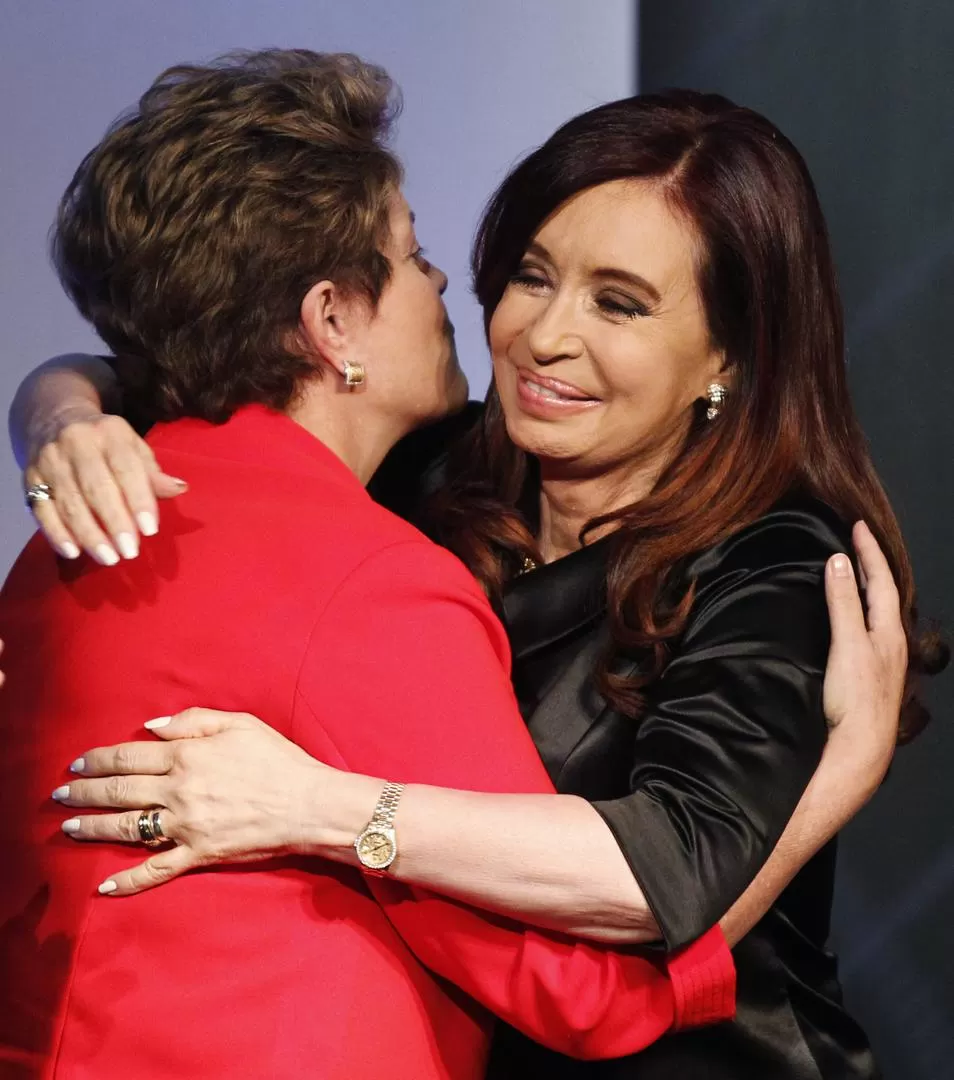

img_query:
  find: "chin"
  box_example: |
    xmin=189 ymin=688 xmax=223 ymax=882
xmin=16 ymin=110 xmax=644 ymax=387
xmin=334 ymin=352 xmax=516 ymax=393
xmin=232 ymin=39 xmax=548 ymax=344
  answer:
xmin=451 ymin=367 xmax=473 ymax=408
xmin=444 ymin=365 xmax=471 ymax=414
xmin=416 ymin=367 xmax=470 ymax=427
xmin=502 ymin=409 xmax=584 ymax=462
xmin=497 ymin=387 xmax=583 ymax=452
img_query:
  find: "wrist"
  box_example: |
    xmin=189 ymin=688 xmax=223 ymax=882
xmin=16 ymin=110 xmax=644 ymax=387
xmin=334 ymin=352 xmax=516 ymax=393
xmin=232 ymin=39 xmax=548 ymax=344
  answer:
xmin=294 ymin=765 xmax=384 ymax=862
xmin=26 ymin=402 xmax=104 ymax=463
xmin=824 ymin=724 xmax=891 ymax=805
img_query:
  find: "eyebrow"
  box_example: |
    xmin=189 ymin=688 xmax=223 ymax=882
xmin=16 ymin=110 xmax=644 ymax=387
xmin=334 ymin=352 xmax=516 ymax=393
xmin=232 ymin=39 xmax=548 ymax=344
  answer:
xmin=525 ymin=240 xmax=662 ymax=304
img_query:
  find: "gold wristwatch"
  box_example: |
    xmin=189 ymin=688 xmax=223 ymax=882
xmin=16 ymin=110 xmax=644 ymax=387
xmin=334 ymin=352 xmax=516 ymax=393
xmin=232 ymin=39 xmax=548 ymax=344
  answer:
xmin=354 ymin=781 xmax=405 ymax=875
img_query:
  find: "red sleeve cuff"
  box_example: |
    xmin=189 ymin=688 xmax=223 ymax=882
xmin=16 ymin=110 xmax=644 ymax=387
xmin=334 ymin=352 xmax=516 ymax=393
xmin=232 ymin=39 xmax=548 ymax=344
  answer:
xmin=665 ymin=924 xmax=736 ymax=1031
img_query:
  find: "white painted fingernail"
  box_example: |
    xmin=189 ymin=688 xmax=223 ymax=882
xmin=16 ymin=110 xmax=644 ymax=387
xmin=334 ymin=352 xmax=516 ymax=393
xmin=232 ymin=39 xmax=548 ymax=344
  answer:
xmin=116 ymin=533 xmax=139 ymax=560
xmin=830 ymin=555 xmax=852 ymax=578
xmin=95 ymin=544 xmax=120 ymax=566
xmin=60 ymin=542 xmax=81 ymax=560
xmin=144 ymin=716 xmax=172 ymax=730
xmin=137 ymin=511 xmax=158 ymax=537
xmin=69 ymin=757 xmax=86 ymax=774
xmin=98 ymin=879 xmax=118 ymax=895
xmin=62 ymin=818 xmax=82 ymax=835
xmin=51 ymin=785 xmax=70 ymax=801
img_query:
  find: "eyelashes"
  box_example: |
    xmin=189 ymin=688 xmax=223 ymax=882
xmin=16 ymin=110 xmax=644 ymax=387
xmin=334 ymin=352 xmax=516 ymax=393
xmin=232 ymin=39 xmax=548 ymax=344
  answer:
xmin=509 ymin=268 xmax=648 ymax=320
xmin=596 ymin=296 xmax=648 ymax=320
xmin=510 ymin=271 xmax=547 ymax=290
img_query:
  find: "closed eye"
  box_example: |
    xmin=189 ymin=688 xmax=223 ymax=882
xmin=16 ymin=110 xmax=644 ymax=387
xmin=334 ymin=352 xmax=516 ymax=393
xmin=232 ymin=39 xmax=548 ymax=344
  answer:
xmin=596 ymin=293 xmax=649 ymax=320
xmin=510 ymin=266 xmax=550 ymax=291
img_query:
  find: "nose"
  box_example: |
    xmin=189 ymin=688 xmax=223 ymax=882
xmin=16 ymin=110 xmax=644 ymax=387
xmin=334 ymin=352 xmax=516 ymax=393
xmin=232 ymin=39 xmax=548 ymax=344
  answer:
xmin=526 ymin=290 xmax=583 ymax=365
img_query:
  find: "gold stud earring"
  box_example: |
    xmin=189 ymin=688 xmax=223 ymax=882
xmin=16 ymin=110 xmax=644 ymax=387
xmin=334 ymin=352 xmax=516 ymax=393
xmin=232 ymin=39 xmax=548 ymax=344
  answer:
xmin=343 ymin=361 xmax=365 ymax=389
xmin=706 ymin=382 xmax=727 ymax=421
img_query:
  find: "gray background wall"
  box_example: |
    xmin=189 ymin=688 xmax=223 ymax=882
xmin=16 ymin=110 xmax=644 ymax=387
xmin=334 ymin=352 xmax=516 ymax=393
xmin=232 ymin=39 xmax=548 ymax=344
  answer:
xmin=0 ymin=0 xmax=634 ymax=566
xmin=640 ymin=2 xmax=953 ymax=1075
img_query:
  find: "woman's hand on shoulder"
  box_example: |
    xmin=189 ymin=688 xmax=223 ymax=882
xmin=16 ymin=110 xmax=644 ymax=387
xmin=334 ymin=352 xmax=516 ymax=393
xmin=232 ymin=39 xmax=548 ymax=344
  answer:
xmin=25 ymin=410 xmax=187 ymax=565
xmin=822 ymin=520 xmax=908 ymax=795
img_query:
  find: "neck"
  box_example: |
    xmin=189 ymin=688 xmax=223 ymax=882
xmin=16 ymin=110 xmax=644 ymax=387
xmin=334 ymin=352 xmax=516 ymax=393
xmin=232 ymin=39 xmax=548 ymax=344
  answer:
xmin=285 ymin=382 xmax=407 ymax=486
xmin=536 ymin=458 xmax=661 ymax=563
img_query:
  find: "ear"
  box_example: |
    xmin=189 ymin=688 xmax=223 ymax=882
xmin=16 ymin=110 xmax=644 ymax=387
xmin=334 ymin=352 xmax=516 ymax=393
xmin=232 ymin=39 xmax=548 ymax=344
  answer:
xmin=703 ymin=344 xmax=734 ymax=395
xmin=299 ymin=280 xmax=370 ymax=380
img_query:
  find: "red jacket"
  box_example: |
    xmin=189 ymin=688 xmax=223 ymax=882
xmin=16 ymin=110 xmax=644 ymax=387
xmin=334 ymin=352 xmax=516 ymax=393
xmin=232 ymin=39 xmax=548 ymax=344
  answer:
xmin=0 ymin=406 xmax=734 ymax=1079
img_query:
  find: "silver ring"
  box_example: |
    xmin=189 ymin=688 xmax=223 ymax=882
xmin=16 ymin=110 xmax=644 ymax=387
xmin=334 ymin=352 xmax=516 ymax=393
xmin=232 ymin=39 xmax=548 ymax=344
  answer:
xmin=25 ymin=482 xmax=53 ymax=508
xmin=137 ymin=808 xmax=167 ymax=848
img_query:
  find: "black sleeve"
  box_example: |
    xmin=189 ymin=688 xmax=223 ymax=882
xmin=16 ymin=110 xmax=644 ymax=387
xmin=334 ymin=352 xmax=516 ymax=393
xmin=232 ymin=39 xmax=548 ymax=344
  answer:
xmin=102 ymin=355 xmax=155 ymax=437
xmin=593 ymin=503 xmax=852 ymax=950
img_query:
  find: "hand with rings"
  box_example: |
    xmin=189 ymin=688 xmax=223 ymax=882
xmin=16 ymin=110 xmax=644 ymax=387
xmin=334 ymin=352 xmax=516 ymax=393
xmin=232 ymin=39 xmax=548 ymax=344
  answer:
xmin=53 ymin=708 xmax=335 ymax=896
xmin=23 ymin=410 xmax=188 ymax=565
xmin=137 ymin=808 xmax=169 ymax=848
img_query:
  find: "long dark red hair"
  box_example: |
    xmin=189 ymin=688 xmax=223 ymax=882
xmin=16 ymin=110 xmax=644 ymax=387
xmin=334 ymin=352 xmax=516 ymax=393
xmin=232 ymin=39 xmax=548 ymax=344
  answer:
xmin=430 ymin=90 xmax=946 ymax=741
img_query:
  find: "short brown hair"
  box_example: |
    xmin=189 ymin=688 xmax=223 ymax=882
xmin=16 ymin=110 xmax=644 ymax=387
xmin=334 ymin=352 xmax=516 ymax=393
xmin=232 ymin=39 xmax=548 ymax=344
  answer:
xmin=52 ymin=49 xmax=402 ymax=422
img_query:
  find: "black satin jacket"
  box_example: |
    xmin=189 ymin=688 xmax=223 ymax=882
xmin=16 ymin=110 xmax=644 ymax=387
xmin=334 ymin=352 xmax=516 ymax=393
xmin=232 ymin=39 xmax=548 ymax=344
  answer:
xmin=482 ymin=503 xmax=879 ymax=1080
xmin=371 ymin=407 xmax=879 ymax=1078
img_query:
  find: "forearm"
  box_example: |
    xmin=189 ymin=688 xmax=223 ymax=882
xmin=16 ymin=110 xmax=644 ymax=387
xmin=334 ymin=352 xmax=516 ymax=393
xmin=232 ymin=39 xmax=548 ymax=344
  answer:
xmin=301 ymin=771 xmax=659 ymax=943
xmin=719 ymin=728 xmax=885 ymax=946
xmin=9 ymin=354 xmax=115 ymax=466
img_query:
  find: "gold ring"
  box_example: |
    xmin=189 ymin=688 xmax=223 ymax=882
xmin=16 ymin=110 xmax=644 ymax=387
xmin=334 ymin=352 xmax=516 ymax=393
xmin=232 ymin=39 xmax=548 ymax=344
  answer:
xmin=137 ymin=808 xmax=166 ymax=847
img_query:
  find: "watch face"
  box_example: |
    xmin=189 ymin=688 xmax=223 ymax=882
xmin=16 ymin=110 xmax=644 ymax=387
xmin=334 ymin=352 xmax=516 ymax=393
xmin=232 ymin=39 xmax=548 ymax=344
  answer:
xmin=356 ymin=829 xmax=396 ymax=870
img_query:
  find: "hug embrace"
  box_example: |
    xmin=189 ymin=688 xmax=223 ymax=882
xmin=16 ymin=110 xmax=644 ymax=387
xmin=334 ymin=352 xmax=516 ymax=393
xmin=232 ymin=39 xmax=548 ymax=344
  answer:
xmin=0 ymin=49 xmax=946 ymax=1080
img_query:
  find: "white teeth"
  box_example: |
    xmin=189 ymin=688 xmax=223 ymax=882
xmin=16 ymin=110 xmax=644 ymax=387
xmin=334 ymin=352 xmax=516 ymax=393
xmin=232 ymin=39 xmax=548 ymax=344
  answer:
xmin=525 ymin=378 xmax=567 ymax=400
xmin=522 ymin=375 xmax=595 ymax=403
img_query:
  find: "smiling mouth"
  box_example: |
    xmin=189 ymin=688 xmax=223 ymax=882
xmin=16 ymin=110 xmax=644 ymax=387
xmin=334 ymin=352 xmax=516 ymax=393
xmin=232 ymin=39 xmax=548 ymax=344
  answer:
xmin=518 ymin=371 xmax=600 ymax=404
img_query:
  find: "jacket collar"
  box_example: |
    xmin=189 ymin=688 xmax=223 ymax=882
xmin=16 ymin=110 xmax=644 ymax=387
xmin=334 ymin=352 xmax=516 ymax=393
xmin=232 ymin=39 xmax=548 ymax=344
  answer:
xmin=501 ymin=535 xmax=612 ymax=663
xmin=147 ymin=404 xmax=368 ymax=495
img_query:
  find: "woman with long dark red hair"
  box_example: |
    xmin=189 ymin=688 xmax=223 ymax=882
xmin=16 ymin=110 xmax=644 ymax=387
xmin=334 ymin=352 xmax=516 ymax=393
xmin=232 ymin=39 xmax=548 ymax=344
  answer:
xmin=11 ymin=90 xmax=946 ymax=1076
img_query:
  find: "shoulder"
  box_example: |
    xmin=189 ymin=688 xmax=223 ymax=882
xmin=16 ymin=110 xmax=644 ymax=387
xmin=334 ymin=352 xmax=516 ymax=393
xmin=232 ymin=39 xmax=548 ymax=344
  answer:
xmin=342 ymin=529 xmax=488 ymax=603
xmin=320 ymin=493 xmax=493 ymax=615
xmin=685 ymin=493 xmax=852 ymax=584
xmin=673 ymin=494 xmax=851 ymax=657
xmin=305 ymin=529 xmax=510 ymax=673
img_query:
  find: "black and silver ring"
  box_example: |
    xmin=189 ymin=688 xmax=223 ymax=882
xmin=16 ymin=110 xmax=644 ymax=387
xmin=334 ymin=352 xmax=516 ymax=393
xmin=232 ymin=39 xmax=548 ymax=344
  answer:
xmin=25 ymin=482 xmax=53 ymax=508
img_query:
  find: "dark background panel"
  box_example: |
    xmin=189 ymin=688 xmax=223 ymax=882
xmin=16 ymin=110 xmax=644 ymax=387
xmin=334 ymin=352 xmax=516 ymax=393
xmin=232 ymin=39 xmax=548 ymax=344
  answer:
xmin=640 ymin=2 xmax=953 ymax=1077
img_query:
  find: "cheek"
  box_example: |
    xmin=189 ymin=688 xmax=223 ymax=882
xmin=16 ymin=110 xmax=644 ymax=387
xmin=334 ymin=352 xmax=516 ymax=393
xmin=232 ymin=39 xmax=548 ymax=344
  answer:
xmin=487 ymin=292 xmax=528 ymax=359
xmin=599 ymin=332 xmax=697 ymax=411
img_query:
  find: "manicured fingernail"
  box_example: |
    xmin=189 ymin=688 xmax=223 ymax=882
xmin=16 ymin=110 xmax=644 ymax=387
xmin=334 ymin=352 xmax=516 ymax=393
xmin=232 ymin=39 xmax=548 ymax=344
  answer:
xmin=62 ymin=818 xmax=82 ymax=835
xmin=69 ymin=757 xmax=86 ymax=774
xmin=170 ymin=477 xmax=189 ymax=491
xmin=98 ymin=880 xmax=118 ymax=895
xmin=144 ymin=716 xmax=172 ymax=730
xmin=52 ymin=785 xmax=70 ymax=801
xmin=116 ymin=533 xmax=139 ymax=560
xmin=59 ymin=541 xmax=81 ymax=560
xmin=136 ymin=511 xmax=158 ymax=537
xmin=830 ymin=555 xmax=852 ymax=578
xmin=95 ymin=544 xmax=120 ymax=566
